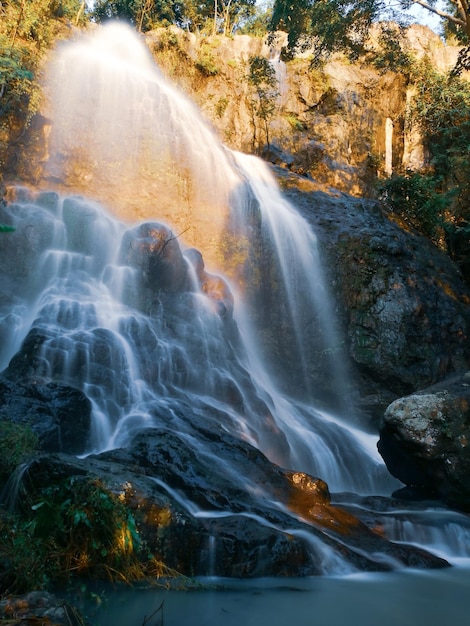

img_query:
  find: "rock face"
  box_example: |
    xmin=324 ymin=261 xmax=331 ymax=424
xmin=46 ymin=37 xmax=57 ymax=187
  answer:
xmin=378 ymin=372 xmax=470 ymax=511
xmin=146 ymin=25 xmax=461 ymax=196
xmin=278 ymin=170 xmax=470 ymax=409
xmin=0 ymin=328 xmax=91 ymax=455
xmin=4 ymin=25 xmax=464 ymax=206
xmin=18 ymin=427 xmax=448 ymax=578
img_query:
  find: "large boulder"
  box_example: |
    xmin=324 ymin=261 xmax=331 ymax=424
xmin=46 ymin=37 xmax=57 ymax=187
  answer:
xmin=378 ymin=372 xmax=470 ymax=511
xmin=17 ymin=426 xmax=447 ymax=578
xmin=119 ymin=222 xmax=191 ymax=295
xmin=279 ymin=171 xmax=470 ymax=413
xmin=0 ymin=378 xmax=91 ymax=456
xmin=0 ymin=328 xmax=92 ymax=456
xmin=0 ymin=592 xmax=88 ymax=626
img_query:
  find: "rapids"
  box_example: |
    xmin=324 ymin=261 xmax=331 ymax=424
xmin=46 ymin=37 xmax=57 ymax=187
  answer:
xmin=1 ymin=22 xmax=469 ymax=577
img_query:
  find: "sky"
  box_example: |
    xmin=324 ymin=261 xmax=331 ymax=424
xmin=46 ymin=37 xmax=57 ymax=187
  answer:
xmin=406 ymin=3 xmax=443 ymax=33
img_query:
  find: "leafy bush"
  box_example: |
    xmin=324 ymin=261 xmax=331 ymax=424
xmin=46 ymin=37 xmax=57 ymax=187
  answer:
xmin=195 ymin=47 xmax=219 ymax=76
xmin=409 ymin=62 xmax=470 ymax=226
xmin=0 ymin=39 xmax=35 ymax=117
xmin=379 ymin=62 xmax=470 ymax=273
xmin=378 ymin=172 xmax=450 ymax=242
xmin=0 ymin=476 xmax=147 ymax=593
xmin=0 ymin=421 xmax=38 ymax=486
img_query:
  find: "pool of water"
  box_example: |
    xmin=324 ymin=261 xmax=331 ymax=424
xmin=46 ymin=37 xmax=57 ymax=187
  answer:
xmin=80 ymin=562 xmax=470 ymax=626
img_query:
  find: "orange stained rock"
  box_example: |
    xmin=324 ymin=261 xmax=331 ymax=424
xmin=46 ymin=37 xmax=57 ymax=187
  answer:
xmin=285 ymin=471 xmax=367 ymax=536
xmin=202 ymin=272 xmax=234 ymax=316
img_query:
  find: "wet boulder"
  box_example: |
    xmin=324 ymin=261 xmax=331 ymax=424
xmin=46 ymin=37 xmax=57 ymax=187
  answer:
xmin=279 ymin=171 xmax=470 ymax=409
xmin=185 ymin=247 xmax=234 ymax=319
xmin=17 ymin=425 xmax=448 ymax=579
xmin=378 ymin=372 xmax=470 ymax=511
xmin=0 ymin=197 xmax=56 ymax=288
xmin=0 ymin=328 xmax=91 ymax=455
xmin=0 ymin=376 xmax=91 ymax=456
xmin=119 ymin=222 xmax=191 ymax=293
xmin=0 ymin=592 xmax=87 ymax=626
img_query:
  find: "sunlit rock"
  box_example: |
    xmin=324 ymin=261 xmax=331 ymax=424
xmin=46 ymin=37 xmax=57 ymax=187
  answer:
xmin=378 ymin=372 xmax=470 ymax=511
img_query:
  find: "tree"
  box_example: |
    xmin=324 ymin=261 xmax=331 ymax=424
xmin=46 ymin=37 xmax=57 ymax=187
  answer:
xmin=195 ymin=0 xmax=256 ymax=35
xmin=247 ymin=55 xmax=279 ymax=149
xmin=218 ymin=0 xmax=256 ymax=34
xmin=92 ymin=0 xmax=186 ymax=30
xmin=0 ymin=0 xmax=85 ymax=117
xmin=92 ymin=0 xmax=256 ymax=33
xmin=238 ymin=0 xmax=272 ymax=35
xmin=269 ymin=0 xmax=470 ymax=66
xmin=379 ymin=61 xmax=470 ymax=281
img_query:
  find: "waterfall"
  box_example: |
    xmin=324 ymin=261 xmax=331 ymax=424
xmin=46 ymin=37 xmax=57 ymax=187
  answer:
xmin=0 ymin=22 xmax=400 ymax=501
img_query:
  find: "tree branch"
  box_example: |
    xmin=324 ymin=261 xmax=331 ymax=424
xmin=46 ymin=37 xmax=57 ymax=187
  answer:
xmin=411 ymin=0 xmax=467 ymax=27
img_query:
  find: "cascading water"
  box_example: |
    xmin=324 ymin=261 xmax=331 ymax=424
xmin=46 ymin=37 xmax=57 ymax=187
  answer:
xmin=0 ymin=23 xmax=468 ymax=575
xmin=29 ymin=22 xmax=393 ymax=494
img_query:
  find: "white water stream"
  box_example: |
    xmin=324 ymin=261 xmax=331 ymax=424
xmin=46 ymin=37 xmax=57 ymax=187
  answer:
xmin=1 ymin=23 xmax=469 ymax=576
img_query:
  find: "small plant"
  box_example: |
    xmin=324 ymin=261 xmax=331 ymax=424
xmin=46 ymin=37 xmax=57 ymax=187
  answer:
xmin=247 ymin=55 xmax=279 ymax=148
xmin=285 ymin=114 xmax=305 ymax=132
xmin=214 ymin=96 xmax=229 ymax=118
xmin=195 ymin=45 xmax=219 ymax=76
xmin=0 ymin=421 xmax=38 ymax=486
xmin=0 ymin=474 xmax=179 ymax=594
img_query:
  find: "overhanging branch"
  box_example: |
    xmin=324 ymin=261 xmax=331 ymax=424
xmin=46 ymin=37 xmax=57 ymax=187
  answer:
xmin=411 ymin=0 xmax=467 ymax=27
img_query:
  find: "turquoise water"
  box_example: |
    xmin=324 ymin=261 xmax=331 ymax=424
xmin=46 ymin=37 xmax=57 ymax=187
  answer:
xmin=83 ymin=563 xmax=470 ymax=626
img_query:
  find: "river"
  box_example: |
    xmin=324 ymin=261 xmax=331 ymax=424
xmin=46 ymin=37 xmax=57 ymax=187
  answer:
xmin=80 ymin=562 xmax=470 ymax=625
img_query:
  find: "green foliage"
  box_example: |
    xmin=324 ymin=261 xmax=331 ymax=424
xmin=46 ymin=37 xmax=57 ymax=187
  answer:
xmin=238 ymin=0 xmax=272 ymax=35
xmin=0 ymin=0 xmax=85 ymax=122
xmin=366 ymin=23 xmax=414 ymax=74
xmin=215 ymin=96 xmax=229 ymax=118
xmin=285 ymin=113 xmax=306 ymax=131
xmin=211 ymin=0 xmax=257 ymax=35
xmin=92 ymin=0 xmax=256 ymax=33
xmin=379 ymin=172 xmax=449 ymax=241
xmin=410 ymin=63 xmax=470 ymax=223
xmin=0 ymin=37 xmax=35 ymax=117
xmin=0 ymin=421 xmax=38 ymax=485
xmin=269 ymin=0 xmax=470 ymax=66
xmin=0 ymin=476 xmax=147 ymax=593
xmin=92 ymin=0 xmax=185 ymax=30
xmin=247 ymin=55 xmax=279 ymax=147
xmin=441 ymin=0 xmax=470 ymax=44
xmin=195 ymin=45 xmax=219 ymax=76
xmin=92 ymin=0 xmax=137 ymax=24
xmin=269 ymin=0 xmax=384 ymax=66
xmin=379 ymin=62 xmax=470 ymax=258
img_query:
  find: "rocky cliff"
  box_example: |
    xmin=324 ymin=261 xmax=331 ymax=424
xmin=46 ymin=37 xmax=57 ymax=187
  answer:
xmin=2 ymin=24 xmax=464 ymax=200
xmin=2 ymin=22 xmax=469 ymax=430
xmin=147 ymin=24 xmax=462 ymax=195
